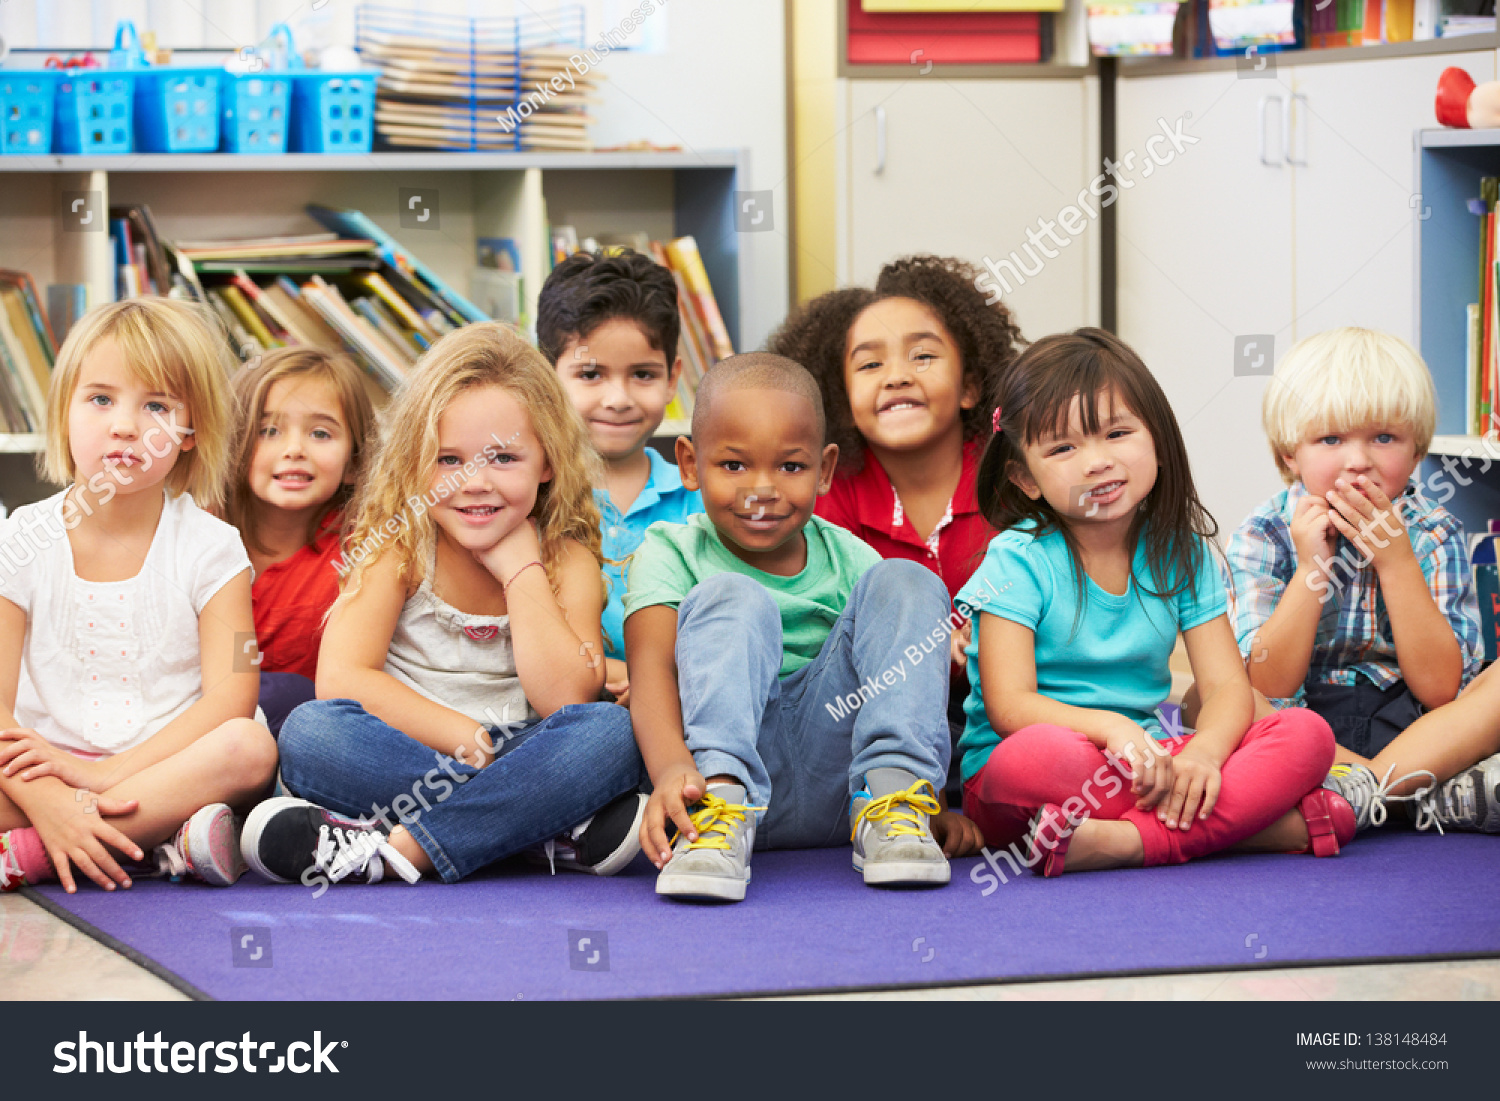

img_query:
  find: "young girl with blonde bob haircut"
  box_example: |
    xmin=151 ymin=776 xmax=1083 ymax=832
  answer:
xmin=0 ymin=299 xmax=276 ymax=894
xmin=243 ymin=322 xmax=646 ymax=888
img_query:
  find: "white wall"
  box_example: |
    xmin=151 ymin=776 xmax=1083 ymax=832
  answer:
xmin=583 ymin=0 xmax=789 ymax=351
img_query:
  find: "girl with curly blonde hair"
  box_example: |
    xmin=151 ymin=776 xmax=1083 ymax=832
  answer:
xmin=242 ymin=323 xmax=646 ymax=889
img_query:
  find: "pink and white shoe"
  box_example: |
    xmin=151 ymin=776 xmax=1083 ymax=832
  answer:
xmin=0 ymin=828 xmax=52 ymax=891
xmin=154 ymin=804 xmax=246 ymax=887
xmin=1291 ymin=789 xmax=1357 ymax=857
xmin=1023 ymin=803 xmax=1080 ymax=877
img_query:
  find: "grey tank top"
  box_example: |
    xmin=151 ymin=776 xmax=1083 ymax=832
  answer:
xmin=382 ymin=553 xmax=539 ymax=729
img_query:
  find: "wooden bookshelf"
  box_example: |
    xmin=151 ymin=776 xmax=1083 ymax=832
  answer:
xmin=0 ymin=150 xmax=748 ymax=504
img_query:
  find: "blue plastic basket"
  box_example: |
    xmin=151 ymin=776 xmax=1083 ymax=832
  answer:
xmin=220 ymin=72 xmax=291 ymax=153
xmin=289 ymin=70 xmax=374 ymax=153
xmin=220 ymin=24 xmax=295 ymax=154
xmin=53 ymin=23 xmax=148 ymax=155
xmin=135 ymin=67 xmax=221 ymax=152
xmin=0 ymin=70 xmax=58 ymax=155
xmin=54 ymin=70 xmax=135 ymax=154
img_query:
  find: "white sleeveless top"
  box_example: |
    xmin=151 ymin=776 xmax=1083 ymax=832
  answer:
xmin=382 ymin=552 xmax=538 ymax=729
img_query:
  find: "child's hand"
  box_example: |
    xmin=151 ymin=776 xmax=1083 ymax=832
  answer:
xmin=640 ymin=762 xmax=707 ymax=869
xmin=931 ymin=808 xmax=984 ymax=857
xmin=1288 ymin=494 xmax=1335 ymax=570
xmin=26 ymin=784 xmax=143 ymax=894
xmin=1157 ymin=746 xmax=1221 ymax=830
xmin=0 ymin=729 xmax=99 ymax=791
xmin=604 ymin=657 xmax=630 ymax=707
xmin=1325 ymin=476 xmax=1412 ymax=572
xmin=949 ymin=618 xmax=972 ymax=668
xmin=475 ymin=517 xmax=544 ymax=581
xmin=1103 ymin=718 xmax=1174 ymax=810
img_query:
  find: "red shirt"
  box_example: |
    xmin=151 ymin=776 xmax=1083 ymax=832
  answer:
xmin=250 ymin=512 xmax=345 ymax=680
xmin=816 ymin=438 xmax=994 ymax=608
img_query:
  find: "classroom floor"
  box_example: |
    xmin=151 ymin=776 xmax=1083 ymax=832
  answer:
xmin=4 ymin=890 xmax=1497 ymax=1001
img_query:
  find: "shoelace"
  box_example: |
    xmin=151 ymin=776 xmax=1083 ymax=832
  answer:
xmin=0 ymin=834 xmax=24 ymax=891
xmin=672 ymin=792 xmax=765 ymax=852
xmin=850 ymin=780 xmax=941 ymax=843
xmin=1332 ymin=762 xmax=1436 ymax=830
xmin=1413 ymin=772 xmax=1473 ymax=835
xmin=316 ymin=824 xmax=419 ymax=884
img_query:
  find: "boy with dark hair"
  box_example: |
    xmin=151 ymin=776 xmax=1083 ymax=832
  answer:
xmin=625 ymin=352 xmax=958 ymax=902
xmin=537 ymin=250 xmax=702 ymax=702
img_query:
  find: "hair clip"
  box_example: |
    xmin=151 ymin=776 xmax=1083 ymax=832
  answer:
xmin=991 ymin=406 xmax=1003 ymax=434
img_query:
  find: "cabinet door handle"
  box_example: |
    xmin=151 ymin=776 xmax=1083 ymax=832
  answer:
xmin=1259 ymin=95 xmax=1283 ymax=167
xmin=875 ymin=105 xmax=887 ymax=175
xmin=1283 ymin=92 xmax=1308 ymax=166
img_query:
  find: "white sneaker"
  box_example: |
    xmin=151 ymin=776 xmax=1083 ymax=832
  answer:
xmin=851 ymin=773 xmax=950 ymax=887
xmin=655 ymin=786 xmax=761 ymax=902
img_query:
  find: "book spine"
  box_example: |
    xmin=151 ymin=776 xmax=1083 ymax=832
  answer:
xmin=666 ymin=237 xmax=735 ymax=361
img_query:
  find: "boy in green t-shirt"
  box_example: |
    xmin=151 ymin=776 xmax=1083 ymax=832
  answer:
xmin=624 ymin=352 xmax=958 ymax=902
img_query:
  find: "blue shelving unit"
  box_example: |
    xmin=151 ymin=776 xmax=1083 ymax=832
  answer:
xmin=1415 ymin=128 xmax=1500 ymax=539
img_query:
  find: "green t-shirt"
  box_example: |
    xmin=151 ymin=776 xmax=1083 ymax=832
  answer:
xmin=623 ymin=512 xmax=882 ymax=676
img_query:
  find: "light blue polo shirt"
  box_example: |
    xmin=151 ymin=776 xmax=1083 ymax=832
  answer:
xmin=595 ymin=447 xmax=703 ymax=659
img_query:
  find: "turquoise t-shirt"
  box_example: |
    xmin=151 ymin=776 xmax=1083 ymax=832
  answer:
xmin=623 ymin=512 xmax=882 ymax=677
xmin=953 ymin=525 xmax=1228 ymax=783
xmin=595 ymin=447 xmax=703 ymax=660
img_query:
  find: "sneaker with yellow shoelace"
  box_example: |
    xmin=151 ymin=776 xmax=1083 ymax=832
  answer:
xmin=655 ymin=784 xmax=763 ymax=902
xmin=850 ymin=769 xmax=950 ymax=887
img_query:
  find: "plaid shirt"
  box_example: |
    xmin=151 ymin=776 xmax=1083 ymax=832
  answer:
xmin=1225 ymin=480 xmax=1484 ymax=708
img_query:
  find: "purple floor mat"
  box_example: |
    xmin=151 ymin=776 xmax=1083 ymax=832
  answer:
xmin=28 ymin=832 xmax=1500 ymax=1000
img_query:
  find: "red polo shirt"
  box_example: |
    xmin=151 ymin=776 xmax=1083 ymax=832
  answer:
xmin=815 ymin=438 xmax=993 ymax=608
xmin=250 ymin=511 xmax=345 ymax=680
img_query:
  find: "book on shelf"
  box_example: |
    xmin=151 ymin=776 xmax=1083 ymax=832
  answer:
xmin=46 ymin=284 xmax=89 ymax=346
xmin=0 ymin=271 xmax=57 ymax=434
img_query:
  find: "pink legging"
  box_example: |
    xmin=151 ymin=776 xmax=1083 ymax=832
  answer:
xmin=962 ymin=707 xmax=1335 ymax=866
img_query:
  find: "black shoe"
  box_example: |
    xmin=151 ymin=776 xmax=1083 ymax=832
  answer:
xmin=240 ymin=797 xmax=421 ymax=887
xmin=527 ymin=792 xmax=647 ymax=877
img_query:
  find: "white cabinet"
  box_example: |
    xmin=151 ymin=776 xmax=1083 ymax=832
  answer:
xmin=1292 ymin=52 xmax=1494 ymax=337
xmin=1117 ymin=48 xmax=1497 ymax=538
xmin=840 ymin=78 xmax=1098 ymax=339
xmin=1116 ymin=70 xmax=1293 ymax=535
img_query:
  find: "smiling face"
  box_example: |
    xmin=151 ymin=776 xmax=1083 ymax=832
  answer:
xmin=1009 ymin=389 xmax=1158 ymax=531
xmin=428 ymin=385 xmax=553 ymax=554
xmin=556 ymin=317 xmax=680 ymax=464
xmin=248 ymin=375 xmax=354 ymax=519
xmin=67 ymin=337 xmax=194 ymax=497
xmin=1282 ymin=424 xmax=1419 ymax=501
xmin=843 ymin=297 xmax=978 ymax=455
xmin=678 ymin=386 xmax=838 ymax=575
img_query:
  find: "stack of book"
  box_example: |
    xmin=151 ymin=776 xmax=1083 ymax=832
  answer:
xmin=653 ymin=237 xmax=734 ymax=425
xmin=0 ymin=271 xmax=57 ymax=434
xmin=1467 ymin=178 xmax=1500 ymax=439
xmin=176 ymin=204 xmax=489 ymax=396
xmin=356 ymin=7 xmax=598 ymax=152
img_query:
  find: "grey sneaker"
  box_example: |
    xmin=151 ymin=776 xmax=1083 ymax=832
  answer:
xmin=1323 ymin=762 xmax=1436 ymax=832
xmin=1414 ymin=753 xmax=1500 ymax=834
xmin=655 ymin=785 xmax=759 ymax=902
xmin=851 ymin=769 xmax=950 ymax=887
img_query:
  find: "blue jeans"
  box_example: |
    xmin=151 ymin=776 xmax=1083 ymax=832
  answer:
xmin=675 ymin=560 xmax=951 ymax=850
xmin=278 ymin=697 xmax=643 ymax=882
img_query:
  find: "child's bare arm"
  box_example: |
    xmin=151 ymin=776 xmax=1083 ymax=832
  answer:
xmin=490 ymin=536 xmax=607 ymax=716
xmin=0 ymin=594 xmax=25 ymax=731
xmin=625 ymin=604 xmax=707 ymax=866
xmin=1326 ymin=477 xmax=1462 ymax=707
xmin=318 ymin=554 xmax=488 ymax=760
xmin=1178 ymin=614 xmax=1254 ymax=766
